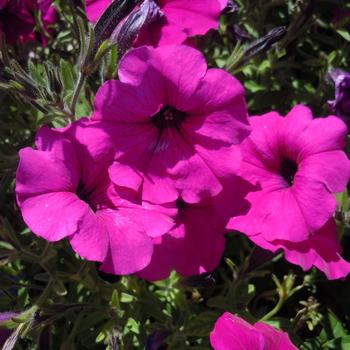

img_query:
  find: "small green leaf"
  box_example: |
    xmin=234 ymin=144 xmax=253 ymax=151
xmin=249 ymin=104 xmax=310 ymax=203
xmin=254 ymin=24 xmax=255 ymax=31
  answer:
xmin=185 ymin=312 xmax=220 ymax=337
xmin=60 ymin=59 xmax=75 ymax=92
xmin=110 ymin=289 xmax=120 ymax=308
xmin=11 ymin=306 xmax=38 ymax=324
xmin=336 ymin=29 xmax=350 ymax=42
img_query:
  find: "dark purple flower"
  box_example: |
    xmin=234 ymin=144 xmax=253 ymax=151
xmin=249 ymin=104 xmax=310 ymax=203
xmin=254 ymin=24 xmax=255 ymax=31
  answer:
xmin=328 ymin=69 xmax=350 ymax=128
xmin=232 ymin=24 xmax=250 ymax=42
xmin=226 ymin=0 xmax=239 ymax=13
xmin=332 ymin=8 xmax=350 ymax=27
xmin=0 ymin=312 xmax=17 ymax=347
xmin=146 ymin=331 xmax=169 ymax=350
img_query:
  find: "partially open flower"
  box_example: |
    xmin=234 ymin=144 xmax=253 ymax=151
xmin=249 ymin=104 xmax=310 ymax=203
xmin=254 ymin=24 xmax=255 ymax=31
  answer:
xmin=228 ymin=105 xmax=350 ymax=279
xmin=210 ymin=312 xmax=298 ymax=350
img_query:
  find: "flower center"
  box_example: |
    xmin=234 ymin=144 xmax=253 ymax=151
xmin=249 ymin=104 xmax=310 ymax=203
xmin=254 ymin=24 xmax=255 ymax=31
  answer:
xmin=152 ymin=105 xmax=187 ymax=130
xmin=280 ymin=157 xmax=298 ymax=186
xmin=77 ymin=181 xmax=96 ymax=211
xmin=176 ymin=199 xmax=186 ymax=212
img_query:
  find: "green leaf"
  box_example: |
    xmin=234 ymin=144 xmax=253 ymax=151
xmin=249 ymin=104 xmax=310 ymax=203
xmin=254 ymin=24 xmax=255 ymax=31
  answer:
xmin=11 ymin=306 xmax=38 ymax=325
xmin=110 ymin=289 xmax=120 ymax=308
xmin=59 ymin=59 xmax=75 ymax=92
xmin=323 ymin=336 xmax=350 ymax=349
xmin=336 ymin=29 xmax=350 ymax=42
xmin=185 ymin=312 xmax=220 ymax=337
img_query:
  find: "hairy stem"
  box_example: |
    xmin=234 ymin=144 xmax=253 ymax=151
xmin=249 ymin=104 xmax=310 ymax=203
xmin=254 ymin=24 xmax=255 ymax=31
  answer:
xmin=70 ymin=72 xmax=86 ymax=118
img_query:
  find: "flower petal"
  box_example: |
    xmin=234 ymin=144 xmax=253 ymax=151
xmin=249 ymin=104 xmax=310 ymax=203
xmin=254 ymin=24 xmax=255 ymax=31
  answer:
xmin=99 ymin=209 xmax=154 ymax=275
xmin=228 ymin=188 xmax=313 ymax=242
xmin=277 ymin=219 xmax=350 ymax=280
xmin=69 ymin=209 xmax=109 ymax=262
xmin=139 ymin=204 xmax=226 ymax=280
xmin=155 ymin=45 xmax=207 ymax=108
xmin=20 ymin=192 xmax=88 ymax=241
xmin=298 ymin=150 xmax=350 ymax=193
xmin=86 ymin=0 xmax=111 ymax=23
xmin=161 ymin=0 xmax=222 ymax=36
xmin=296 ymin=116 xmax=348 ymax=158
xmin=186 ymin=68 xmax=247 ymax=114
xmin=136 ymin=22 xmax=187 ymax=46
xmin=109 ymin=162 xmax=143 ymax=193
xmin=92 ymin=80 xmax=162 ymax=122
xmin=292 ymin=176 xmax=337 ymax=232
xmin=210 ymin=312 xmax=265 ymax=350
xmin=254 ymin=323 xmax=298 ymax=350
xmin=143 ymin=129 xmax=223 ymax=203
xmin=16 ymin=146 xmax=79 ymax=202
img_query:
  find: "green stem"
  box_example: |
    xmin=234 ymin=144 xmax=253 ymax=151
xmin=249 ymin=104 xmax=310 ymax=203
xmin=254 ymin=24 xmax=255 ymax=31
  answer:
xmin=260 ymin=293 xmax=285 ymax=322
xmin=70 ymin=72 xmax=86 ymax=118
xmin=35 ymin=279 xmax=55 ymax=307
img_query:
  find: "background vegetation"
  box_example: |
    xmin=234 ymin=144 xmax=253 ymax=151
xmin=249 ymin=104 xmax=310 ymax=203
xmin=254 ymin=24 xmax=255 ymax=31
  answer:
xmin=1 ymin=0 xmax=350 ymax=348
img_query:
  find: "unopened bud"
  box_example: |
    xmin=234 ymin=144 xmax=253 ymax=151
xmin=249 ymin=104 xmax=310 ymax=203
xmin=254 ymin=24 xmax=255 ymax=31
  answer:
xmin=94 ymin=0 xmax=141 ymax=50
xmin=111 ymin=0 xmax=163 ymax=55
xmin=242 ymin=26 xmax=287 ymax=63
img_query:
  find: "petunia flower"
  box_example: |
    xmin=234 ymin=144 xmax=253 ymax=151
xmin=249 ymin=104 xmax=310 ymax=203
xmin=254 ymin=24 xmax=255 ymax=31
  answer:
xmin=328 ymin=69 xmax=350 ymax=128
xmin=16 ymin=119 xmax=174 ymax=275
xmin=0 ymin=0 xmax=56 ymax=45
xmin=210 ymin=312 xmax=298 ymax=350
xmin=227 ymin=105 xmax=350 ymax=279
xmin=85 ymin=0 xmax=227 ymax=46
xmin=93 ymin=44 xmax=250 ymax=205
xmin=136 ymin=177 xmax=252 ymax=281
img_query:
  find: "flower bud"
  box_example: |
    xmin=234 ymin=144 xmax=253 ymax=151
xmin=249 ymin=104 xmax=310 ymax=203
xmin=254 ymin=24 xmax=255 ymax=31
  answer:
xmin=94 ymin=0 xmax=141 ymax=49
xmin=111 ymin=0 xmax=163 ymax=55
xmin=328 ymin=69 xmax=350 ymax=128
xmin=242 ymin=26 xmax=287 ymax=63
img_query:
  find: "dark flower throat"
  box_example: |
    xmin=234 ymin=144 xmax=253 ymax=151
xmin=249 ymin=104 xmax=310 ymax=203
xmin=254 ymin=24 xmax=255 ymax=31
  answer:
xmin=152 ymin=105 xmax=187 ymax=130
xmin=280 ymin=157 xmax=298 ymax=186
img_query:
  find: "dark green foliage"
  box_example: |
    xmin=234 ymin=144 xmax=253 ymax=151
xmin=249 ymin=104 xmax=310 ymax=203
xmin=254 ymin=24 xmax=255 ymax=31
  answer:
xmin=1 ymin=0 xmax=350 ymax=349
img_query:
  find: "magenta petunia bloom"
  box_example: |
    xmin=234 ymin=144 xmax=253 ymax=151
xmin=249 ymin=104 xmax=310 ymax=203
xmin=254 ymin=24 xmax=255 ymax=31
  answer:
xmin=93 ymin=45 xmax=250 ymax=204
xmin=227 ymin=105 xmax=350 ymax=279
xmin=136 ymin=177 xmax=252 ymax=281
xmin=85 ymin=0 xmax=227 ymax=46
xmin=210 ymin=312 xmax=298 ymax=350
xmin=16 ymin=119 xmax=174 ymax=275
xmin=0 ymin=0 xmax=56 ymax=45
